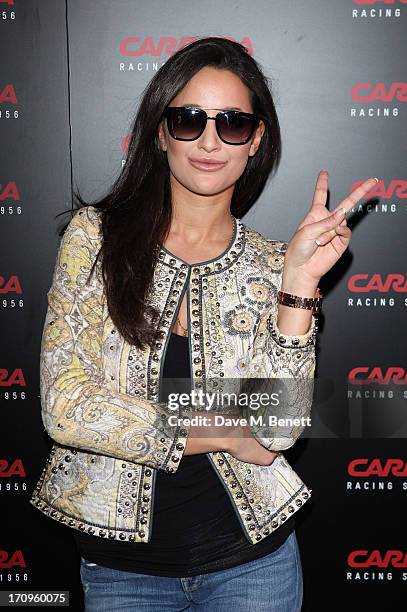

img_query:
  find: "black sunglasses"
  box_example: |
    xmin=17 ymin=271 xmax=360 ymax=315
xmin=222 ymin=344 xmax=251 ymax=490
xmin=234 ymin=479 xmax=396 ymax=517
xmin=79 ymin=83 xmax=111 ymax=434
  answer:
xmin=162 ymin=106 xmax=261 ymax=145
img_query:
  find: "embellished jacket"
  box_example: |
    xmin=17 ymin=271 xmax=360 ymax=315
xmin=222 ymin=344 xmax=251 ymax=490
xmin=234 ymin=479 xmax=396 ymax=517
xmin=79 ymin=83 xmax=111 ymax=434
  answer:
xmin=29 ymin=205 xmax=318 ymax=545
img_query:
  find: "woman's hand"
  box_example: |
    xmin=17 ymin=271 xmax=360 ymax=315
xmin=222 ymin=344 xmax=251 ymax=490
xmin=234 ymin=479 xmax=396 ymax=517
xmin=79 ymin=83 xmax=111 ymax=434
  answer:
xmin=282 ymin=171 xmax=379 ymax=290
xmin=184 ymin=409 xmax=280 ymax=466
xmin=225 ymin=423 xmax=281 ymax=466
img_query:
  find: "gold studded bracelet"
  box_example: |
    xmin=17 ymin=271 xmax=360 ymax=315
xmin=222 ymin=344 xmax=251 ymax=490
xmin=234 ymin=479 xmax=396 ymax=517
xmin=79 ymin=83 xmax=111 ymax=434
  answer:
xmin=277 ymin=287 xmax=323 ymax=317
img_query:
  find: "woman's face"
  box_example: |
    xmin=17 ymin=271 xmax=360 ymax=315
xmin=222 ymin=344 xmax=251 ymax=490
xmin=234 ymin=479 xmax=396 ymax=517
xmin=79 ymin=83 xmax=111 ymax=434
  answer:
xmin=158 ymin=67 xmax=265 ymax=198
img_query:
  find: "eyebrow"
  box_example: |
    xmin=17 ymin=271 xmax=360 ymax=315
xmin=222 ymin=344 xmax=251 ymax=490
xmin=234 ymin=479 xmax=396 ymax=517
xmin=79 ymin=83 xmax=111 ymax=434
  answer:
xmin=183 ymin=103 xmax=243 ymax=111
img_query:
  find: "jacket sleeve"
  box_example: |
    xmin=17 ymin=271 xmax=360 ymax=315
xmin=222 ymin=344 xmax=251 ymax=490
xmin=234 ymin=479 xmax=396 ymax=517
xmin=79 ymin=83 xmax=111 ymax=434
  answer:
xmin=244 ymin=240 xmax=318 ymax=451
xmin=40 ymin=206 xmax=192 ymax=473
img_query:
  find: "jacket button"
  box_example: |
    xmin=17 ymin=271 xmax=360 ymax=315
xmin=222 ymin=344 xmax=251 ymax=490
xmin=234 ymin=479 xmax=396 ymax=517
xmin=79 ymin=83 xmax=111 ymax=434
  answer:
xmin=171 ymin=455 xmax=180 ymax=462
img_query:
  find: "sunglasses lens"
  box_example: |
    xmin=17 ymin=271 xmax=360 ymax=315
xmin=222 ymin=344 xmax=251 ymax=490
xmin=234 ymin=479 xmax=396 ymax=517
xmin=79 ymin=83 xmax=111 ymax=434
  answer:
xmin=217 ymin=112 xmax=256 ymax=144
xmin=166 ymin=108 xmax=205 ymax=140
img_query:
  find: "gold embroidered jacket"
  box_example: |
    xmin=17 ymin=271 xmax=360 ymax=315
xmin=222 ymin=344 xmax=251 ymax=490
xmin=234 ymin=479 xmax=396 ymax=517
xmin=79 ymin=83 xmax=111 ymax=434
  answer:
xmin=29 ymin=205 xmax=318 ymax=545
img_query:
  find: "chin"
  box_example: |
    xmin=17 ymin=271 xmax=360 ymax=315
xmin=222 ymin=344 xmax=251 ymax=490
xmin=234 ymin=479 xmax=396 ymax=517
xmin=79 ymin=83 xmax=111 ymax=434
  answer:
xmin=189 ymin=182 xmax=230 ymax=197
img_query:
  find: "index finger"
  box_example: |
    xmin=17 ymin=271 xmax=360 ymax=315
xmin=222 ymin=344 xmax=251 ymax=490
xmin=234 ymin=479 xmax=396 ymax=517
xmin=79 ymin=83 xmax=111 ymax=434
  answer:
xmin=333 ymin=177 xmax=379 ymax=216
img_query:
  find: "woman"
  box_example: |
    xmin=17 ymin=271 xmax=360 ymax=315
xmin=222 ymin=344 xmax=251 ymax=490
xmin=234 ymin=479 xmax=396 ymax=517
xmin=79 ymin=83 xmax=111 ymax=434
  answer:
xmin=30 ymin=37 xmax=377 ymax=611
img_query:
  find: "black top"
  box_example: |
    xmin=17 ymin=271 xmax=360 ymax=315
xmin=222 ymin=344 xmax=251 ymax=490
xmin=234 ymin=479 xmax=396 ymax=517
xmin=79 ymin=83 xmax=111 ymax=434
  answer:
xmin=74 ymin=332 xmax=295 ymax=576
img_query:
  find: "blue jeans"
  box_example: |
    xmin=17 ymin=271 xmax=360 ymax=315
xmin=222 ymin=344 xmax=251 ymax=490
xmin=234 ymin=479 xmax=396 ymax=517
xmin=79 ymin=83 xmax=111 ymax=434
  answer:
xmin=79 ymin=530 xmax=303 ymax=611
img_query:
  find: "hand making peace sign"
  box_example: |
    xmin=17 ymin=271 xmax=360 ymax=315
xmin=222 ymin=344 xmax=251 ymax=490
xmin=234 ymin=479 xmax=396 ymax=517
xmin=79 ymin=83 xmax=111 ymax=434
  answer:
xmin=283 ymin=171 xmax=379 ymax=289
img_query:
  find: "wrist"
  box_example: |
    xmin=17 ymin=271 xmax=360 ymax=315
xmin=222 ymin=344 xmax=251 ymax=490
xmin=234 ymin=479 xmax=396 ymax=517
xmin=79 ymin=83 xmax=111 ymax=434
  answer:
xmin=281 ymin=270 xmax=320 ymax=297
xmin=222 ymin=436 xmax=234 ymax=453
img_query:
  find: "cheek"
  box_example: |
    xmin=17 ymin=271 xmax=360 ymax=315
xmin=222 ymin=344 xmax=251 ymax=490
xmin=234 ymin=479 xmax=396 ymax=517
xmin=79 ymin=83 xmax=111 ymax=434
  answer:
xmin=229 ymin=152 xmax=251 ymax=176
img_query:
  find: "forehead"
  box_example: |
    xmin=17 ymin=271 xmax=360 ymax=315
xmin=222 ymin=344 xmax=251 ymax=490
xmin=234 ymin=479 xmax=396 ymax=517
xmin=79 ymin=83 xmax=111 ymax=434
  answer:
xmin=171 ymin=67 xmax=252 ymax=111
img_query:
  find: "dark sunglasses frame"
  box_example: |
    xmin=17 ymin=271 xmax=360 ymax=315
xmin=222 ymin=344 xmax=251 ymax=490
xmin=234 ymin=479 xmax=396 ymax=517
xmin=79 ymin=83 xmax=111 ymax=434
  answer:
xmin=162 ymin=106 xmax=261 ymax=145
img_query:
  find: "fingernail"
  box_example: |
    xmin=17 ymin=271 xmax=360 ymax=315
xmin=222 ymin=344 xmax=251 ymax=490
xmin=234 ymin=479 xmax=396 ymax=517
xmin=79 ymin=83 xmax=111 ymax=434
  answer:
xmin=373 ymin=177 xmax=379 ymax=183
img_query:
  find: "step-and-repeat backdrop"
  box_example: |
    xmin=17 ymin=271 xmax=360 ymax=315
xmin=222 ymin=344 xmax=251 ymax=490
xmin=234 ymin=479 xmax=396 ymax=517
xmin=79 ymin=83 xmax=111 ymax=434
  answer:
xmin=1 ymin=1 xmax=406 ymax=610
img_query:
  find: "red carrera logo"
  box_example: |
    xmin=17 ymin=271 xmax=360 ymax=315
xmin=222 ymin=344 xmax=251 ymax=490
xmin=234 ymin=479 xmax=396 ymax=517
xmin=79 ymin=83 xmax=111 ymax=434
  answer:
xmin=351 ymin=179 xmax=407 ymax=199
xmin=0 ymin=459 xmax=26 ymax=478
xmin=119 ymin=36 xmax=253 ymax=57
xmin=353 ymin=0 xmax=407 ymax=4
xmin=0 ymin=276 xmax=22 ymax=295
xmin=0 ymin=550 xmax=26 ymax=569
xmin=348 ymin=459 xmax=407 ymax=477
xmin=348 ymin=550 xmax=407 ymax=568
xmin=0 ymin=182 xmax=20 ymax=201
xmin=347 ymin=274 xmax=407 ymax=292
xmin=351 ymin=82 xmax=407 ymax=102
xmin=0 ymin=369 xmax=26 ymax=387
xmin=348 ymin=367 xmax=407 ymax=384
xmin=0 ymin=84 xmax=17 ymax=104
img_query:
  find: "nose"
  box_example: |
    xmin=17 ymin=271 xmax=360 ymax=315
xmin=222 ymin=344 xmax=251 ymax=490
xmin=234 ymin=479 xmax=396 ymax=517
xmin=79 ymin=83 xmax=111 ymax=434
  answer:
xmin=197 ymin=116 xmax=221 ymax=152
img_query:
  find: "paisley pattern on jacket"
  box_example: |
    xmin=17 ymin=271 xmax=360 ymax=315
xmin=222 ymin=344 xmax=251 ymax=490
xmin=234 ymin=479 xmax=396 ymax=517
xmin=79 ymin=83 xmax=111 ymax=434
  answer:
xmin=29 ymin=205 xmax=318 ymax=544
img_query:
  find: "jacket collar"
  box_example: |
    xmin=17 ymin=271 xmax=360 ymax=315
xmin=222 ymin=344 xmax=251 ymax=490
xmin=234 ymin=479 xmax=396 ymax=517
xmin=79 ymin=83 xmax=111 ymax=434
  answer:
xmin=157 ymin=215 xmax=246 ymax=275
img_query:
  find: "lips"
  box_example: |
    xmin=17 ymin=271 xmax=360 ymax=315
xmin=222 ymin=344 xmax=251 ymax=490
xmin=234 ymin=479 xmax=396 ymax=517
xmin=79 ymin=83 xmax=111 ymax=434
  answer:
xmin=188 ymin=158 xmax=227 ymax=172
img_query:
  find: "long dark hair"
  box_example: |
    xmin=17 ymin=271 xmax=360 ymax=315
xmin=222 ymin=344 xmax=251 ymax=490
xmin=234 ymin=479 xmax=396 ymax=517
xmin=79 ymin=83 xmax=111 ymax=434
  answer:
xmin=57 ymin=36 xmax=281 ymax=351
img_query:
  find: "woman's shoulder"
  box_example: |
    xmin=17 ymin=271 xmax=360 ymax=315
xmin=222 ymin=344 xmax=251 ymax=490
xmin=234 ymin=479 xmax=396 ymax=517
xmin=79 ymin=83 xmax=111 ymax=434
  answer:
xmin=69 ymin=205 xmax=102 ymax=235
xmin=61 ymin=206 xmax=103 ymax=257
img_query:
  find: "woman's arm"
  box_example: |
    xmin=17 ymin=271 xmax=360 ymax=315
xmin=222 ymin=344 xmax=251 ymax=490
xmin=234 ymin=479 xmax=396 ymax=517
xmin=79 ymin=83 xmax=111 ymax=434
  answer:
xmin=244 ymin=241 xmax=318 ymax=452
xmin=40 ymin=207 xmax=199 ymax=473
